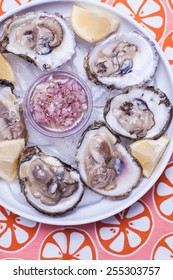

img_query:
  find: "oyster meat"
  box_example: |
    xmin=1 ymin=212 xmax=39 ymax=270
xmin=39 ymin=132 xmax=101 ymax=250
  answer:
xmin=77 ymin=122 xmax=142 ymax=198
xmin=104 ymin=86 xmax=173 ymax=140
xmin=0 ymin=80 xmax=27 ymax=140
xmin=0 ymin=12 xmax=76 ymax=70
xmin=84 ymin=31 xmax=159 ymax=89
xmin=18 ymin=146 xmax=84 ymax=215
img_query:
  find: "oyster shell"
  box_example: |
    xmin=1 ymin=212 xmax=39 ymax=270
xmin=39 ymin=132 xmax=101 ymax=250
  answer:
xmin=0 ymin=80 xmax=27 ymax=140
xmin=18 ymin=146 xmax=84 ymax=215
xmin=104 ymin=86 xmax=173 ymax=140
xmin=0 ymin=12 xmax=76 ymax=70
xmin=84 ymin=31 xmax=159 ymax=89
xmin=76 ymin=122 xmax=142 ymax=198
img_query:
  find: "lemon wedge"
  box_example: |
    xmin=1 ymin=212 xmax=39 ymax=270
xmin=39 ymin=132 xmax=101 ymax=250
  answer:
xmin=130 ymin=136 xmax=170 ymax=178
xmin=70 ymin=5 xmax=120 ymax=43
xmin=0 ymin=161 xmax=18 ymax=183
xmin=0 ymin=139 xmax=25 ymax=183
xmin=0 ymin=54 xmax=16 ymax=84
xmin=0 ymin=139 xmax=25 ymax=163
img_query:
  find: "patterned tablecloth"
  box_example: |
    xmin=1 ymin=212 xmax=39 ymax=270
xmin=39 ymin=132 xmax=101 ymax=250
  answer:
xmin=0 ymin=0 xmax=173 ymax=260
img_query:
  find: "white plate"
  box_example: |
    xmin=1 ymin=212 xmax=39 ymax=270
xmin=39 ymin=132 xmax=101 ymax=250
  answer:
xmin=0 ymin=0 xmax=173 ymax=226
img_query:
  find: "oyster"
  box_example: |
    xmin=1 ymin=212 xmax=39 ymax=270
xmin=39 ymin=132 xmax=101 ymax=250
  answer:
xmin=0 ymin=12 xmax=76 ymax=70
xmin=84 ymin=31 xmax=159 ymax=89
xmin=104 ymin=86 xmax=173 ymax=140
xmin=18 ymin=146 xmax=84 ymax=215
xmin=76 ymin=122 xmax=142 ymax=198
xmin=0 ymin=80 xmax=27 ymax=140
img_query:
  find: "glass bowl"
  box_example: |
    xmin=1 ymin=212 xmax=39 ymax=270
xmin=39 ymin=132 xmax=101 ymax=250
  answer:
xmin=24 ymin=70 xmax=93 ymax=138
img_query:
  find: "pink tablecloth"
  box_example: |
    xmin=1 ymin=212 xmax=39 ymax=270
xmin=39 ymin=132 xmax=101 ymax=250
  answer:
xmin=0 ymin=0 xmax=173 ymax=260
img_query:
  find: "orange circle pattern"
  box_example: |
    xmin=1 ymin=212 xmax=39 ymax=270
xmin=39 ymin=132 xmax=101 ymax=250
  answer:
xmin=40 ymin=228 xmax=97 ymax=260
xmin=162 ymin=32 xmax=173 ymax=65
xmin=95 ymin=201 xmax=153 ymax=256
xmin=0 ymin=205 xmax=39 ymax=252
xmin=111 ymin=0 xmax=165 ymax=42
xmin=168 ymin=0 xmax=173 ymax=11
xmin=152 ymin=233 xmax=173 ymax=260
xmin=154 ymin=162 xmax=173 ymax=222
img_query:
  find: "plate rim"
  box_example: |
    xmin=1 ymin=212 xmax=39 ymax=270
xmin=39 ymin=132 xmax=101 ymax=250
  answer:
xmin=0 ymin=0 xmax=173 ymax=226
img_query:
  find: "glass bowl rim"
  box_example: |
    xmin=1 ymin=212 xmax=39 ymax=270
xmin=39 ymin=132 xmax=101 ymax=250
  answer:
xmin=24 ymin=69 xmax=93 ymax=138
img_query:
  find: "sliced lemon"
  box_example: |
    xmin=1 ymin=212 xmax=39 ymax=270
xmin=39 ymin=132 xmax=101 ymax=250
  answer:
xmin=0 ymin=54 xmax=16 ymax=84
xmin=70 ymin=5 xmax=120 ymax=43
xmin=0 ymin=161 xmax=18 ymax=183
xmin=0 ymin=139 xmax=25 ymax=163
xmin=130 ymin=136 xmax=170 ymax=178
xmin=0 ymin=139 xmax=25 ymax=183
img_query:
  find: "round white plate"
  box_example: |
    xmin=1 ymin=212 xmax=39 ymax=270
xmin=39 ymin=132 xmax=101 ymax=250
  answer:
xmin=0 ymin=0 xmax=173 ymax=225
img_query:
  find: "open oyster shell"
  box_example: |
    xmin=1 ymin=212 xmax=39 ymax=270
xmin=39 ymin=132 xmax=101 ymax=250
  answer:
xmin=104 ymin=86 xmax=173 ymax=140
xmin=0 ymin=80 xmax=27 ymax=140
xmin=76 ymin=121 xmax=142 ymax=199
xmin=0 ymin=12 xmax=76 ymax=70
xmin=18 ymin=146 xmax=84 ymax=215
xmin=84 ymin=31 xmax=159 ymax=89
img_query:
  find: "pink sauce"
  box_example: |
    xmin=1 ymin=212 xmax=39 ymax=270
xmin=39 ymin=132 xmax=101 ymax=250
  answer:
xmin=30 ymin=77 xmax=88 ymax=131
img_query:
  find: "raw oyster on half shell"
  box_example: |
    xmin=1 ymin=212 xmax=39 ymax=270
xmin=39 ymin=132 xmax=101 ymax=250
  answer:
xmin=0 ymin=12 xmax=76 ymax=70
xmin=18 ymin=146 xmax=84 ymax=215
xmin=84 ymin=31 xmax=159 ymax=89
xmin=76 ymin=122 xmax=142 ymax=199
xmin=104 ymin=86 xmax=172 ymax=140
xmin=0 ymin=80 xmax=27 ymax=140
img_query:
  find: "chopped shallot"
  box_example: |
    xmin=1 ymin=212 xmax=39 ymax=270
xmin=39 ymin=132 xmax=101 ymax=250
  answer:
xmin=30 ymin=78 xmax=88 ymax=130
